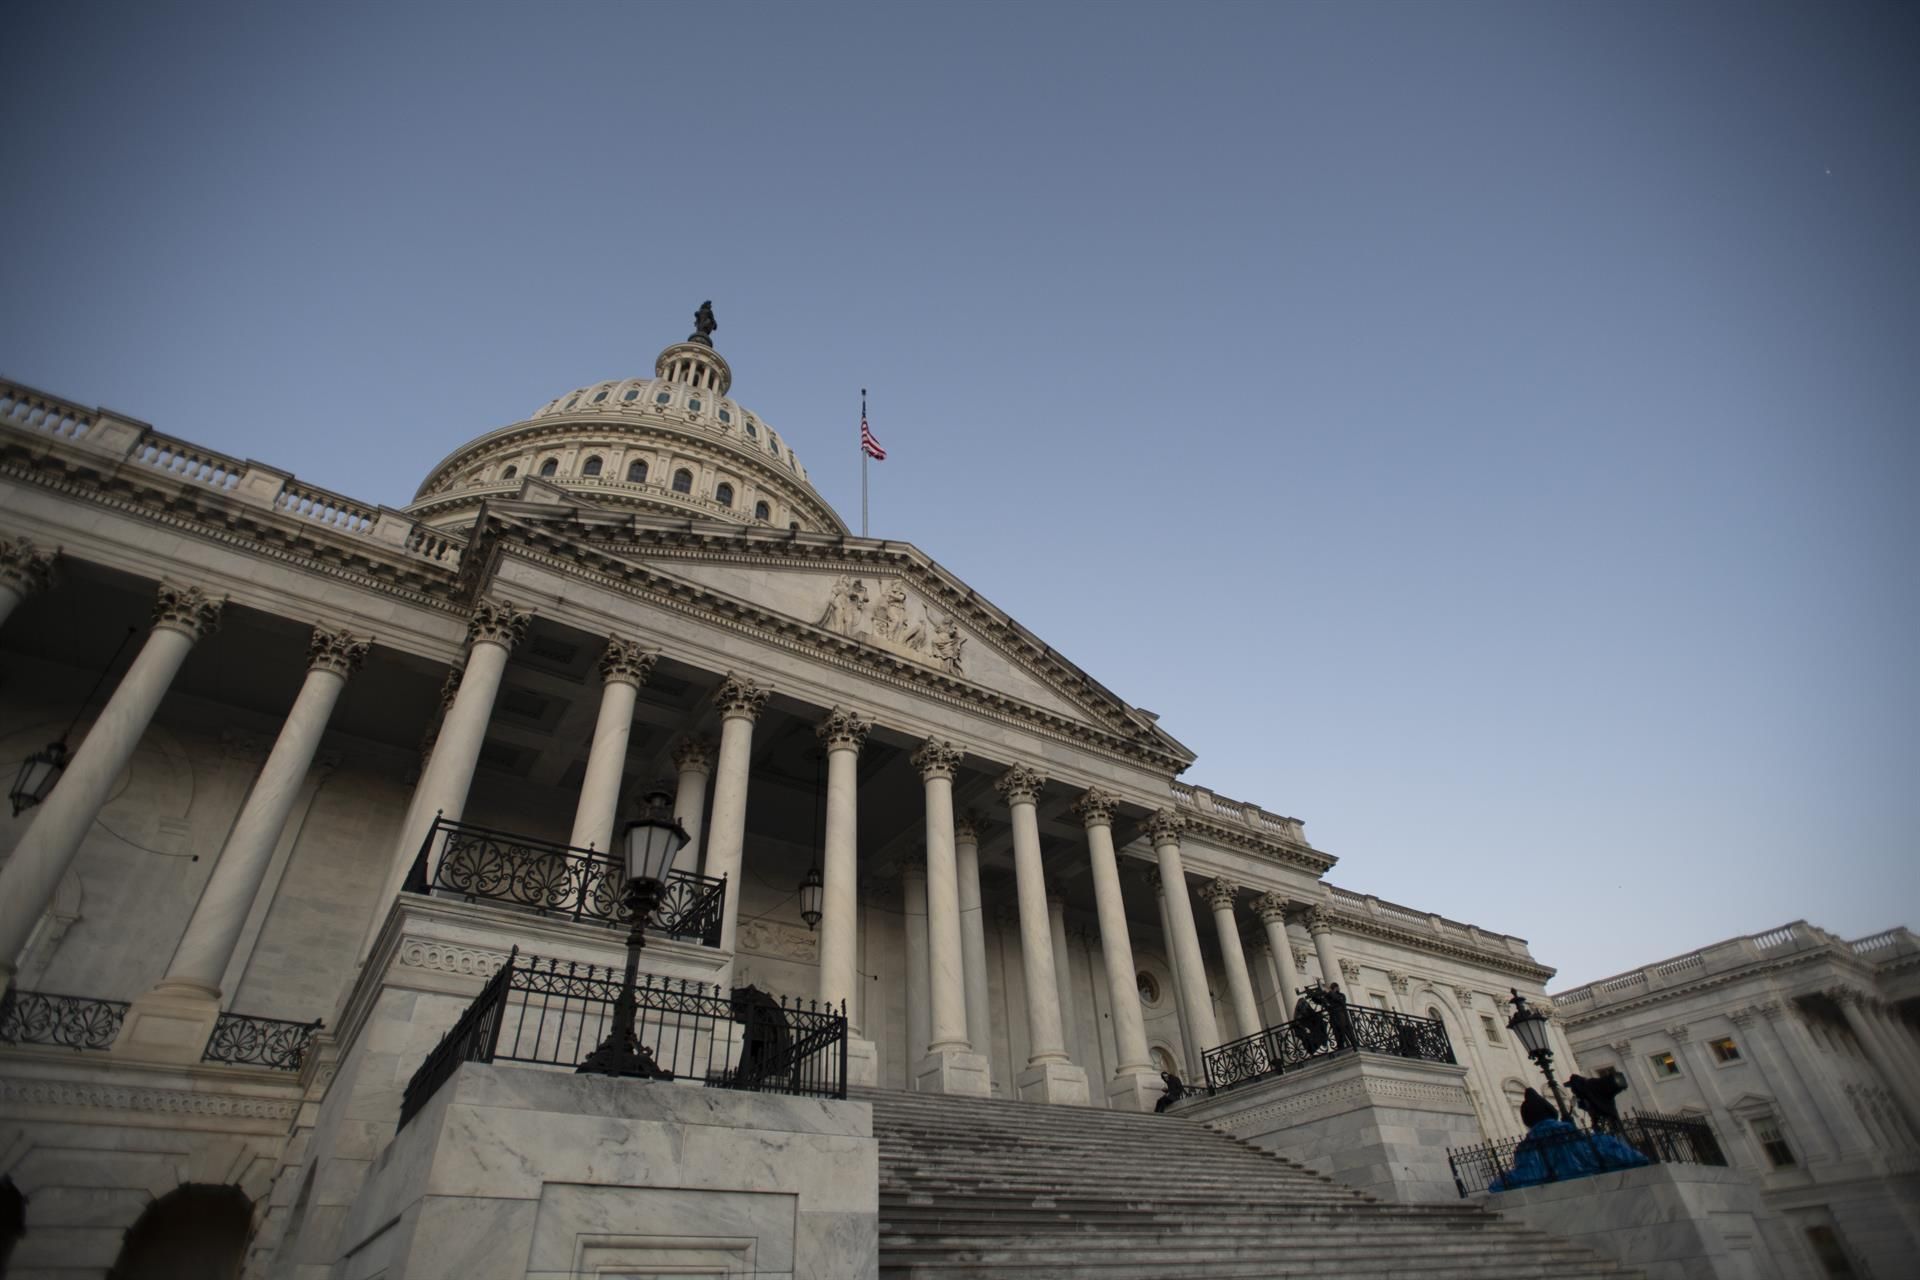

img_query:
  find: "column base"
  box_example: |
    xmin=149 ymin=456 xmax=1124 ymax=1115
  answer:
xmin=112 ymin=981 xmax=222 ymax=1064
xmin=1105 ymin=1066 xmax=1167 ymax=1113
xmin=916 ymin=1047 xmax=991 ymax=1097
xmin=845 ymin=1035 xmax=879 ymax=1088
xmin=1017 ymin=1059 xmax=1091 ymax=1105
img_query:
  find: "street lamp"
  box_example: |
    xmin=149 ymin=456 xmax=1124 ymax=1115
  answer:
xmin=10 ymin=626 xmax=136 ymax=818
xmin=1507 ymin=988 xmax=1574 ymax=1122
xmin=577 ymin=787 xmax=690 ymax=1078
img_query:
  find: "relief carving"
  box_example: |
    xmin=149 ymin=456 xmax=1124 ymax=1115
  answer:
xmin=818 ymin=575 xmax=965 ymax=675
xmin=737 ymin=917 xmax=819 ymax=964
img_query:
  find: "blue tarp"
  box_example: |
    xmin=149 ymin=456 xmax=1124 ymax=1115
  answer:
xmin=1489 ymin=1118 xmax=1651 ymax=1192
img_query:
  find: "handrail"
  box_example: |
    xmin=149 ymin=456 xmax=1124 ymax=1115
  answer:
xmin=201 ymin=1011 xmax=324 ymax=1071
xmin=0 ymin=988 xmax=129 ymax=1051
xmin=1202 ymin=1003 xmax=1455 ymax=1092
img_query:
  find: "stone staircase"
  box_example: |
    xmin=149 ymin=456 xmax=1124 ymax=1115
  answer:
xmin=867 ymin=1089 xmax=1638 ymax=1279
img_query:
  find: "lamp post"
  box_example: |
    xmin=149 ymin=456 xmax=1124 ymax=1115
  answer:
xmin=1507 ymin=988 xmax=1574 ymax=1122
xmin=578 ymin=787 xmax=690 ymax=1078
xmin=9 ymin=626 xmax=135 ymax=817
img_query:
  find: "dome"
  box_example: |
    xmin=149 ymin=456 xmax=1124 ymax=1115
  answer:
xmin=407 ymin=316 xmax=848 ymax=535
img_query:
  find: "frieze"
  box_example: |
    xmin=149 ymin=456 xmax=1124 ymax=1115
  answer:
xmin=396 ymin=938 xmax=510 ymax=977
xmin=737 ymin=917 xmax=819 ymax=964
xmin=0 ymin=1076 xmax=300 ymax=1122
xmin=818 ymin=575 xmax=966 ymax=675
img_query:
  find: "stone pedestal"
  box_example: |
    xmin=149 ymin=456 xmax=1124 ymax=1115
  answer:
xmin=916 ymin=1047 xmax=992 ymax=1097
xmin=846 ymin=1034 xmax=879 ymax=1088
xmin=1481 ymin=1163 xmax=1786 ymax=1280
xmin=111 ymin=981 xmax=222 ymax=1064
xmin=1106 ymin=1066 xmax=1166 ymax=1113
xmin=1181 ymin=1050 xmax=1480 ymax=1204
xmin=1016 ymin=1059 xmax=1091 ymax=1106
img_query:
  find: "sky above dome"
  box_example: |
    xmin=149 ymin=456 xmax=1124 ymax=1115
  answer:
xmin=3 ymin=2 xmax=1914 ymax=988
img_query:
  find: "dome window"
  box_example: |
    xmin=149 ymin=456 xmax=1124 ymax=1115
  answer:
xmin=718 ymin=409 xmax=732 ymax=424
xmin=688 ymin=398 xmax=702 ymax=413
xmin=502 ymin=465 xmax=518 ymax=479
xmin=672 ymin=468 xmax=693 ymax=494
xmin=754 ymin=500 xmax=771 ymax=522
xmin=539 ymin=458 xmax=559 ymax=478
xmin=591 ymin=390 xmax=608 ymax=403
xmin=623 ymin=387 xmax=640 ymax=402
xmin=745 ymin=422 xmax=758 ymax=439
xmin=564 ymin=396 xmax=579 ymax=410
xmin=655 ymin=392 xmax=672 ymax=405
xmin=715 ymin=482 xmax=734 ymax=508
xmin=582 ymin=455 xmax=603 ymax=477
xmin=627 ymin=460 xmax=648 ymax=483
xmin=767 ymin=435 xmax=778 ymax=455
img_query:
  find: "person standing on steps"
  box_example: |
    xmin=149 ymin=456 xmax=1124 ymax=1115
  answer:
xmin=1155 ymin=1070 xmax=1187 ymax=1113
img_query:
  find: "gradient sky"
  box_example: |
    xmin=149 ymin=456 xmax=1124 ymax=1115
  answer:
xmin=4 ymin=2 xmax=1915 ymax=988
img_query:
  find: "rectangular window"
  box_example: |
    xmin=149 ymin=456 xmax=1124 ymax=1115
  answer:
xmin=1369 ymin=993 xmax=1389 ymax=1009
xmin=1805 ymin=1225 xmax=1858 ymax=1277
xmin=1710 ymin=1036 xmax=1742 ymax=1064
xmin=1754 ymin=1117 xmax=1795 ymax=1168
xmin=1649 ymin=1051 xmax=1681 ymax=1077
xmin=1481 ymin=1014 xmax=1502 ymax=1045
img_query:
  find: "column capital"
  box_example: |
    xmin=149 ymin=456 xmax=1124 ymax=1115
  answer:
xmin=1753 ymin=999 xmax=1785 ymax=1022
xmin=1202 ymin=877 xmax=1240 ymax=912
xmin=1304 ymin=905 xmax=1333 ymax=935
xmin=817 ymin=706 xmax=873 ymax=753
xmin=1144 ymin=865 xmax=1166 ymax=895
xmin=1070 ymin=785 xmax=1117 ymax=828
xmin=1254 ymin=892 xmax=1292 ymax=924
xmin=438 ymin=667 xmax=463 ymax=710
xmin=671 ymin=737 xmax=716 ymax=775
xmin=0 ymin=535 xmax=59 ymax=596
xmin=1610 ymin=1039 xmax=1633 ymax=1056
xmin=598 ymin=635 xmax=658 ymax=688
xmin=1339 ymin=959 xmax=1362 ymax=984
xmin=466 ymin=598 xmax=530 ymax=650
xmin=1295 ymin=947 xmax=1314 ymax=972
xmin=993 ymin=762 xmax=1045 ymax=804
xmin=952 ymin=812 xmax=980 ymax=844
xmin=1824 ymin=984 xmax=1866 ymax=1008
xmin=1387 ymin=971 xmax=1411 ymax=995
xmin=1730 ymin=1007 xmax=1757 ymax=1029
xmin=308 ymin=626 xmax=369 ymax=678
xmin=152 ymin=582 xmax=225 ymax=641
xmin=715 ymin=672 xmax=770 ymax=720
xmin=1453 ymin=987 xmax=1477 ymax=1008
xmin=913 ymin=737 xmax=964 ymax=781
xmin=1666 ymin=1024 xmax=1692 ymax=1043
xmin=1141 ymin=808 xmax=1184 ymax=846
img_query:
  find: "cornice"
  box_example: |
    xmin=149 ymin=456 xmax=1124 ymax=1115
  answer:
xmin=1176 ymin=810 xmax=1335 ymax=875
xmin=1324 ymin=907 xmax=1555 ymax=983
xmin=1555 ymin=946 xmax=1879 ymax=1029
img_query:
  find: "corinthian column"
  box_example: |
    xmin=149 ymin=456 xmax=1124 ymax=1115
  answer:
xmin=911 ymin=739 xmax=990 ymax=1095
xmin=0 ymin=583 xmax=223 ymax=991
xmin=669 ymin=738 xmax=714 ymax=877
xmin=567 ymin=637 xmax=656 ymax=855
xmin=815 ymin=707 xmax=870 ymax=1023
xmin=1306 ymin=906 xmax=1342 ymax=991
xmin=117 ymin=627 xmax=368 ymax=1060
xmin=954 ymin=813 xmax=994 ymax=1071
xmin=1204 ymin=879 xmax=1262 ymax=1039
xmin=0 ymin=535 xmax=58 ymax=629
xmin=1146 ymin=809 xmax=1219 ymax=1056
xmin=1256 ymin=894 xmax=1304 ymax=1009
xmin=996 ymin=763 xmax=1090 ymax=1104
xmin=705 ymin=673 xmax=767 ymax=966
xmin=1074 ymin=786 xmax=1159 ymax=1109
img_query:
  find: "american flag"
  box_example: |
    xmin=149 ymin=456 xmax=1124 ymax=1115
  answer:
xmin=860 ymin=412 xmax=886 ymax=460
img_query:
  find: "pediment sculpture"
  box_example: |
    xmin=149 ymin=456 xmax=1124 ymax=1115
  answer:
xmin=817 ymin=575 xmax=966 ymax=676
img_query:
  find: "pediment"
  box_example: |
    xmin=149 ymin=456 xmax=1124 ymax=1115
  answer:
xmin=475 ymin=504 xmax=1193 ymax=767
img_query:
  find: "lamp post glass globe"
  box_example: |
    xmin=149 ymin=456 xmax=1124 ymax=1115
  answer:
xmin=798 ymin=866 xmax=824 ymax=931
xmin=577 ymin=788 xmax=690 ymax=1079
xmin=9 ymin=740 xmax=68 ymax=816
xmin=1507 ymin=989 xmax=1573 ymax=1122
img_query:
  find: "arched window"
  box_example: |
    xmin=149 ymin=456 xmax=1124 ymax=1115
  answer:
xmin=581 ymin=455 xmax=603 ymax=477
xmin=564 ymin=396 xmax=579 ymax=410
xmin=672 ymin=468 xmax=693 ymax=494
xmin=715 ymin=483 xmax=734 ymax=508
xmin=538 ymin=458 xmax=558 ymax=478
xmin=627 ymin=460 xmax=648 ymax=483
xmin=502 ymin=465 xmax=518 ymax=479
xmin=746 ymin=422 xmax=759 ymax=439
xmin=754 ymin=500 xmax=771 ymax=521
xmin=622 ymin=387 xmax=640 ymax=401
xmin=591 ymin=390 xmax=608 ymax=403
xmin=718 ymin=408 xmax=732 ymax=424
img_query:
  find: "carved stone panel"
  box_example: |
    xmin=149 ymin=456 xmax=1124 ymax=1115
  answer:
xmin=817 ymin=574 xmax=966 ymax=675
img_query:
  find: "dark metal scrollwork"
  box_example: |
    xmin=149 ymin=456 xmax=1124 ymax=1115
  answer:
xmin=201 ymin=1012 xmax=322 ymax=1071
xmin=0 ymin=988 xmax=129 ymax=1051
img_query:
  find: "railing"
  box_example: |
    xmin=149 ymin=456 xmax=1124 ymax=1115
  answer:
xmin=276 ymin=480 xmax=376 ymax=534
xmin=399 ymin=949 xmax=848 ymax=1127
xmin=404 ymin=524 xmax=463 ymax=567
xmin=0 ymin=383 xmax=93 ymax=441
xmin=1171 ymin=782 xmax=1308 ymax=842
xmin=403 ymin=818 xmax=727 ymax=946
xmin=0 ymin=988 xmax=129 ymax=1051
xmin=1447 ymin=1110 xmax=1726 ymax=1197
xmin=1203 ymin=1004 xmax=1455 ymax=1092
xmin=131 ymin=432 xmax=243 ymax=491
xmin=1851 ymin=928 xmax=1915 ymax=957
xmin=201 ymin=1012 xmax=323 ymax=1071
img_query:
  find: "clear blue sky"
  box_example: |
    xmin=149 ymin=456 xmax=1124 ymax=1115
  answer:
xmin=4 ymin=2 xmax=1915 ymax=987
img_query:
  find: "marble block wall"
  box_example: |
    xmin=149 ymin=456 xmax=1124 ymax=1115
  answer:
xmin=1181 ymin=1051 xmax=1481 ymax=1204
xmin=325 ymin=1062 xmax=878 ymax=1280
xmin=1481 ymin=1163 xmax=1787 ymax=1280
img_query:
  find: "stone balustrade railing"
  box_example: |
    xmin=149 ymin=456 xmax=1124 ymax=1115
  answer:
xmin=1324 ymin=884 xmax=1533 ymax=957
xmin=1171 ymin=782 xmax=1307 ymax=843
xmin=1850 ymin=927 xmax=1917 ymax=958
xmin=0 ymin=377 xmax=461 ymax=571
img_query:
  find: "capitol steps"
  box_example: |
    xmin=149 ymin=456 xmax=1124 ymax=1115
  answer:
xmin=864 ymin=1088 xmax=1639 ymax=1280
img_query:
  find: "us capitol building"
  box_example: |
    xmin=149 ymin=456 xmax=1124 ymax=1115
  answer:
xmin=0 ymin=310 xmax=1729 ymax=1276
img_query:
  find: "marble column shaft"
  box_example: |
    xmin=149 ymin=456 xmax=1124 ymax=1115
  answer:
xmin=1734 ymin=1008 xmax=1835 ymax=1163
xmin=1048 ymin=894 xmax=1076 ymax=1060
xmin=1151 ymin=869 xmax=1197 ymax=1074
xmin=161 ymin=628 xmax=366 ymax=996
xmin=916 ymin=739 xmax=971 ymax=1052
xmin=999 ymin=765 xmax=1068 ymax=1065
xmin=566 ymin=638 xmax=655 ymax=855
xmin=1257 ymin=895 xmax=1304 ymax=1009
xmin=903 ymin=866 xmax=930 ymax=1065
xmin=1079 ymin=793 xmax=1151 ymax=1075
xmin=0 ymin=584 xmax=222 ymax=987
xmin=704 ymin=675 xmax=767 ymax=961
xmin=669 ymin=740 xmax=714 ymax=878
xmin=954 ymin=817 xmax=994 ymax=1069
xmin=1307 ymin=908 xmax=1342 ymax=989
xmin=1836 ymin=992 xmax=1920 ymax=1131
xmin=1146 ymin=811 xmax=1220 ymax=1055
xmin=1205 ymin=879 xmax=1262 ymax=1039
xmin=817 ymin=708 xmax=870 ymax=1024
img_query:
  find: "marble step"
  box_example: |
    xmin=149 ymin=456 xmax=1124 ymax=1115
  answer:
xmin=880 ymin=1229 xmax=1606 ymax=1259
xmin=876 ymin=1247 xmax=1634 ymax=1280
xmin=880 ymin=1208 xmax=1550 ymax=1236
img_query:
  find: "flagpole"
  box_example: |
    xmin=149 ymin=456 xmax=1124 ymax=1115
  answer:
xmin=860 ymin=388 xmax=869 ymax=538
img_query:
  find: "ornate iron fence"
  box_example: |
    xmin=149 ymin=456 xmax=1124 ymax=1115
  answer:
xmin=0 ymin=988 xmax=128 ymax=1051
xmin=403 ymin=817 xmax=726 ymax=946
xmin=1447 ymin=1109 xmax=1727 ymax=1197
xmin=201 ymin=1012 xmax=323 ymax=1071
xmin=399 ymin=949 xmax=848 ymax=1128
xmin=1203 ymin=1004 xmax=1455 ymax=1092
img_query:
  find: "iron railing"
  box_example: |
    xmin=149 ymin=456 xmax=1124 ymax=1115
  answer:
xmin=1203 ymin=1004 xmax=1455 ymax=1092
xmin=399 ymin=949 xmax=848 ymax=1128
xmin=404 ymin=817 xmax=726 ymax=946
xmin=201 ymin=1012 xmax=323 ymax=1071
xmin=1447 ymin=1110 xmax=1727 ymax=1197
xmin=0 ymin=988 xmax=128 ymax=1051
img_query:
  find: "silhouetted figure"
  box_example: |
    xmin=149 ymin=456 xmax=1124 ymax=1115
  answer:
xmin=1567 ymin=1072 xmax=1629 ymax=1132
xmin=1519 ymin=1086 xmax=1558 ymax=1129
xmin=731 ymin=983 xmax=792 ymax=1090
xmin=1325 ymin=982 xmax=1354 ymax=1051
xmin=1155 ymin=1070 xmax=1187 ymax=1113
xmin=1293 ymin=993 xmax=1328 ymax=1053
